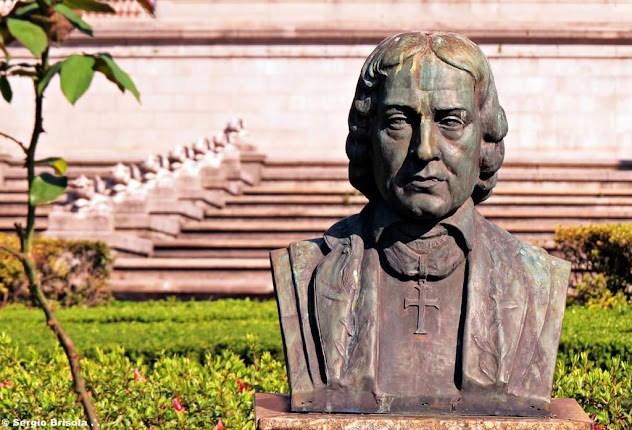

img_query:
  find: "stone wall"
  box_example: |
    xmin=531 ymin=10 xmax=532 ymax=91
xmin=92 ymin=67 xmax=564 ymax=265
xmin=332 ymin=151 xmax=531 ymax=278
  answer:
xmin=0 ymin=0 xmax=630 ymax=161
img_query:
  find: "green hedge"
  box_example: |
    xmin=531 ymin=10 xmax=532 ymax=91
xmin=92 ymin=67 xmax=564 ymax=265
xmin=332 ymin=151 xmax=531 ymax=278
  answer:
xmin=1 ymin=300 xmax=632 ymax=428
xmin=555 ymin=224 xmax=632 ymax=306
xmin=559 ymin=306 xmax=632 ymax=366
xmin=0 ymin=233 xmax=113 ymax=307
xmin=0 ymin=333 xmax=630 ymax=429
xmin=2 ymin=300 xmax=631 ymax=366
xmin=0 ymin=299 xmax=284 ymax=363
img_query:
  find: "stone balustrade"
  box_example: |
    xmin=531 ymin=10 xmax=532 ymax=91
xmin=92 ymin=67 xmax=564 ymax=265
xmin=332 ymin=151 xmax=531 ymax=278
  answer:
xmin=44 ymin=118 xmax=265 ymax=256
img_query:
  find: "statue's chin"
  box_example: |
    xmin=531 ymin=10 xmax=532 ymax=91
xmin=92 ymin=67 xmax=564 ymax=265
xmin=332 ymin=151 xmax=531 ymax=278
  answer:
xmin=389 ymin=195 xmax=451 ymax=222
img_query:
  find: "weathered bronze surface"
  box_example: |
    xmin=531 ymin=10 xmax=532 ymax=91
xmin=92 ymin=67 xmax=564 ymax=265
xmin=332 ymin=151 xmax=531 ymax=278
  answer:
xmin=255 ymin=394 xmax=593 ymax=429
xmin=270 ymin=31 xmax=571 ymax=417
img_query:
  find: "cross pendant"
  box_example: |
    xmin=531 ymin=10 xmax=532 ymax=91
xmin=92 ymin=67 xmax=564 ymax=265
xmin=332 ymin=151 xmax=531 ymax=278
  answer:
xmin=404 ymin=280 xmax=439 ymax=335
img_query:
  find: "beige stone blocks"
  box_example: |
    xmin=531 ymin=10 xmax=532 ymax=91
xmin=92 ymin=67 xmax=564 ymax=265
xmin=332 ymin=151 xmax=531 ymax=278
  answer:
xmin=255 ymin=394 xmax=593 ymax=430
xmin=1 ymin=37 xmax=631 ymax=160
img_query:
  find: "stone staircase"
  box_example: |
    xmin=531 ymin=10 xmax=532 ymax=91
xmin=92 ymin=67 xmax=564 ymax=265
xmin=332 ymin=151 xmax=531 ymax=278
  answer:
xmin=1 ymin=154 xmax=631 ymax=298
xmin=110 ymin=158 xmax=632 ymax=298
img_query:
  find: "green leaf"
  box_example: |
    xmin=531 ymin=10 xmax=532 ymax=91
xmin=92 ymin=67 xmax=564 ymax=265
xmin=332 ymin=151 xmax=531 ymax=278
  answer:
xmin=13 ymin=3 xmax=39 ymax=17
xmin=134 ymin=0 xmax=155 ymax=16
xmin=95 ymin=54 xmax=140 ymax=101
xmin=0 ymin=32 xmax=9 ymax=59
xmin=37 ymin=61 xmax=61 ymax=95
xmin=60 ymin=54 xmax=95 ymax=104
xmin=93 ymin=56 xmax=123 ymax=91
xmin=35 ymin=157 xmax=67 ymax=175
xmin=62 ymin=0 xmax=115 ymax=14
xmin=53 ymin=4 xmax=93 ymax=37
xmin=0 ymin=75 xmax=11 ymax=102
xmin=29 ymin=173 xmax=67 ymax=206
xmin=6 ymin=18 xmax=48 ymax=58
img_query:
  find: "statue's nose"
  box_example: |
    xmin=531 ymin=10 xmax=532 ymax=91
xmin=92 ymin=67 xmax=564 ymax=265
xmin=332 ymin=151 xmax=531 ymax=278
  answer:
xmin=413 ymin=120 xmax=441 ymax=161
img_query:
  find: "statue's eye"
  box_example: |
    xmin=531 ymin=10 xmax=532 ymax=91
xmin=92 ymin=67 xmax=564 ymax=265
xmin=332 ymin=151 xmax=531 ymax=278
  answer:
xmin=387 ymin=116 xmax=409 ymax=130
xmin=438 ymin=115 xmax=465 ymax=130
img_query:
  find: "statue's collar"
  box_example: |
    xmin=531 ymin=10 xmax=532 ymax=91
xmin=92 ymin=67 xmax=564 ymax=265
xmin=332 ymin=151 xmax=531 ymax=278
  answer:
xmin=367 ymin=198 xmax=476 ymax=252
xmin=323 ymin=198 xmax=476 ymax=252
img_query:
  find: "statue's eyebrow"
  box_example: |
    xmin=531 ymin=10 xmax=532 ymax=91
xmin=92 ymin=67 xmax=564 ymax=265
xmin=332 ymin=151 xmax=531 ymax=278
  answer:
xmin=382 ymin=104 xmax=418 ymax=116
xmin=432 ymin=105 xmax=469 ymax=112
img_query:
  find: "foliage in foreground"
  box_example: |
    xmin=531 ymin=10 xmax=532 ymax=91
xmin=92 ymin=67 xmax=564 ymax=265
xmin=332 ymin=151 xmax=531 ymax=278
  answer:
xmin=0 ymin=233 xmax=112 ymax=307
xmin=553 ymin=353 xmax=632 ymax=429
xmin=2 ymin=0 xmax=154 ymax=424
xmin=556 ymin=224 xmax=632 ymax=307
xmin=0 ymin=333 xmax=287 ymax=429
xmin=1 ymin=332 xmax=631 ymax=429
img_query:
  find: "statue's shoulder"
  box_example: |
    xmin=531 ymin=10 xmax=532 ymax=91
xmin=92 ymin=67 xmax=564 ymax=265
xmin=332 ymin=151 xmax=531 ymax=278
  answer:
xmin=470 ymin=209 xmax=570 ymax=401
xmin=269 ymin=238 xmax=324 ymax=308
xmin=270 ymin=212 xmax=365 ymax=286
xmin=269 ymin=212 xmax=365 ymax=395
xmin=474 ymin=209 xmax=571 ymax=284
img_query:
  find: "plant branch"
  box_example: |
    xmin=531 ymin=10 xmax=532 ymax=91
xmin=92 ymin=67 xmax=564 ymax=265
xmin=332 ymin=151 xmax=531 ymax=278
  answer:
xmin=22 ymin=258 xmax=100 ymax=429
xmin=21 ymin=47 xmax=101 ymax=430
xmin=0 ymin=244 xmax=25 ymax=262
xmin=34 ymin=0 xmax=49 ymax=14
xmin=0 ymin=131 xmax=27 ymax=153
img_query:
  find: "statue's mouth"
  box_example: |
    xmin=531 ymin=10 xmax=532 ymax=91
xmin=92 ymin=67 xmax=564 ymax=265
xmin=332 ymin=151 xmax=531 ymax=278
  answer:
xmin=407 ymin=175 xmax=444 ymax=190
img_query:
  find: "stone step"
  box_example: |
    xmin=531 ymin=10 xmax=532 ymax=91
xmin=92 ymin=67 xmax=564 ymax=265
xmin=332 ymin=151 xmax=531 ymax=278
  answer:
xmin=2 ymin=191 xmax=627 ymax=213
xmin=3 ymin=165 xmax=120 ymax=181
xmin=151 ymin=234 xmax=558 ymax=258
xmin=226 ymin=194 xmax=365 ymax=205
xmin=0 ymin=185 xmax=28 ymax=194
xmin=245 ymin=181 xmax=632 ymax=195
xmin=203 ymin=205 xmax=632 ymax=219
xmin=181 ymin=217 xmax=619 ymax=234
xmin=173 ymin=231 xmax=327 ymax=243
xmin=153 ymin=237 xmax=288 ymax=258
xmin=0 ymin=206 xmax=53 ymax=216
xmin=110 ymin=257 xmax=273 ymax=296
xmin=261 ymin=165 xmax=632 ymax=182
xmin=226 ymin=194 xmax=632 ymax=206
xmin=0 ymin=218 xmax=48 ymax=231
xmin=262 ymin=158 xmax=632 ymax=170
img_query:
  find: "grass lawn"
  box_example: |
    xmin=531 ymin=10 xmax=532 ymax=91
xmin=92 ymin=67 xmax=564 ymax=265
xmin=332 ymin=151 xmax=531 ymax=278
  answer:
xmin=1 ymin=300 xmax=631 ymax=429
xmin=0 ymin=299 xmax=283 ymax=363
xmin=1 ymin=299 xmax=631 ymax=364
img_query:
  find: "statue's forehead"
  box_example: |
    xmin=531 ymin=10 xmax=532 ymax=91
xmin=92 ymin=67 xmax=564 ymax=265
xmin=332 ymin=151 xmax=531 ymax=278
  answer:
xmin=380 ymin=34 xmax=429 ymax=67
xmin=381 ymin=54 xmax=476 ymax=110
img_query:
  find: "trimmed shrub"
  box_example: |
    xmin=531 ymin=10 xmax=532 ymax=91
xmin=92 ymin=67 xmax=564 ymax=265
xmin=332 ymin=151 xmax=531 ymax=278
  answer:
xmin=0 ymin=333 xmax=287 ymax=429
xmin=0 ymin=233 xmax=113 ymax=307
xmin=559 ymin=306 xmax=632 ymax=366
xmin=3 ymin=300 xmax=632 ymax=366
xmin=555 ymin=224 xmax=632 ymax=307
xmin=0 ymin=332 xmax=630 ymax=429
xmin=554 ymin=353 xmax=632 ymax=429
xmin=0 ymin=300 xmax=284 ymax=363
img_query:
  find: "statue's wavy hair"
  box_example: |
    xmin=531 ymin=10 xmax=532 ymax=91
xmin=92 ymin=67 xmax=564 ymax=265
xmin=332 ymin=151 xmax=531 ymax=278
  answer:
xmin=346 ymin=31 xmax=508 ymax=204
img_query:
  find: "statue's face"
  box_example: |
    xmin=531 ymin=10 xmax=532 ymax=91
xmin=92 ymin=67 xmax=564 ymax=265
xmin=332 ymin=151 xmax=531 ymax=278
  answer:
xmin=371 ymin=53 xmax=482 ymax=220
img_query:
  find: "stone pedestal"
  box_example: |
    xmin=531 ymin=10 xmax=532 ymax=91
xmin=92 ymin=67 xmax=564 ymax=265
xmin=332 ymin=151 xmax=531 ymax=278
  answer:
xmin=255 ymin=394 xmax=592 ymax=430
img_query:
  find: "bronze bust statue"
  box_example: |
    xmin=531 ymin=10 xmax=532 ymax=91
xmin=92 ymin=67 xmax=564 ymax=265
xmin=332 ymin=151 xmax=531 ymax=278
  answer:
xmin=270 ymin=31 xmax=570 ymax=417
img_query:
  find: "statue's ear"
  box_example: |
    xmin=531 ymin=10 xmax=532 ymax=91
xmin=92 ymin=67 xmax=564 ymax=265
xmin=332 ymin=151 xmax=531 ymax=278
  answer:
xmin=473 ymin=137 xmax=504 ymax=204
xmin=479 ymin=138 xmax=504 ymax=176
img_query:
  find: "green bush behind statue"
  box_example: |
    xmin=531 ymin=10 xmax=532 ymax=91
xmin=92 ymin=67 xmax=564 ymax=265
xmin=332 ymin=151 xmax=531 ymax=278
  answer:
xmin=0 ymin=233 xmax=112 ymax=307
xmin=556 ymin=224 xmax=632 ymax=307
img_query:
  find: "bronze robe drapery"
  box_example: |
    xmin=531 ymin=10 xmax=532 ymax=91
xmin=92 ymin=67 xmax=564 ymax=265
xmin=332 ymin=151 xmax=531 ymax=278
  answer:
xmin=271 ymin=203 xmax=570 ymax=417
